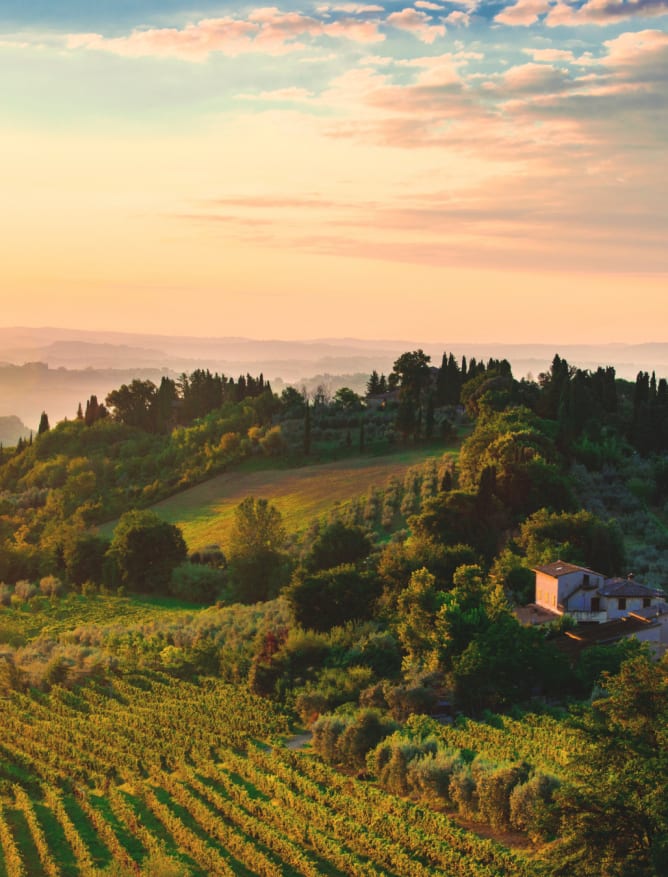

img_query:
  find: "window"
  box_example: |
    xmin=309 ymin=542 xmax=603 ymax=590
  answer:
xmin=618 ymin=598 xmax=626 ymax=610
xmin=591 ymin=597 xmax=600 ymax=612
xmin=583 ymin=574 xmax=590 ymax=586
xmin=643 ymin=598 xmax=651 ymax=608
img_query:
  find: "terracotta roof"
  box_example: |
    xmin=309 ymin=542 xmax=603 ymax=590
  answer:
xmin=628 ymin=602 xmax=668 ymax=621
xmin=565 ymin=615 xmax=656 ymax=644
xmin=514 ymin=604 xmax=561 ymax=626
xmin=534 ymin=560 xmax=603 ymax=578
xmin=599 ymin=578 xmax=665 ymax=598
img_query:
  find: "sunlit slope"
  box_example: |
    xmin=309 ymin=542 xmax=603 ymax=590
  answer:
xmin=0 ymin=674 xmax=542 ymax=877
xmin=125 ymin=447 xmax=451 ymax=550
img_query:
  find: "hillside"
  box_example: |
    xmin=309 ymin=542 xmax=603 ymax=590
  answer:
xmin=0 ymin=416 xmax=31 ymax=447
xmin=111 ymin=446 xmax=453 ymax=551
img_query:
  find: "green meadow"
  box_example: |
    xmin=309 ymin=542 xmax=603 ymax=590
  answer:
xmin=109 ymin=445 xmax=453 ymax=550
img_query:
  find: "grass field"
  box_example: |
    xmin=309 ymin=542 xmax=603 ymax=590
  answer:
xmin=0 ymin=593 xmax=203 ymax=647
xmin=102 ymin=444 xmax=457 ymax=550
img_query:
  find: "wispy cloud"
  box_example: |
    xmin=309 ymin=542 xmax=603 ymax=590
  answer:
xmin=546 ymin=0 xmax=668 ymax=26
xmin=66 ymin=8 xmax=385 ymax=61
xmin=238 ymin=86 xmax=315 ymax=101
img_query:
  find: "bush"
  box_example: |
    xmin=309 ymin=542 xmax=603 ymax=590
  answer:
xmin=449 ymin=766 xmax=478 ymax=819
xmin=509 ymin=772 xmax=560 ymax=841
xmin=14 ymin=580 xmax=36 ymax=601
xmin=384 ymin=682 xmax=438 ymax=722
xmin=474 ymin=759 xmax=530 ymax=830
xmin=337 ymin=710 xmax=399 ymax=771
xmin=312 ymin=714 xmax=350 ymax=764
xmin=313 ymin=709 xmax=398 ymax=770
xmin=39 ymin=575 xmax=63 ymax=597
xmin=407 ymin=749 xmax=464 ymax=803
xmin=169 ymin=563 xmax=228 ymax=604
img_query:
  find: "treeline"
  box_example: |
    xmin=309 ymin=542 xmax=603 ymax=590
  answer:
xmin=104 ymin=369 xmax=272 ymax=433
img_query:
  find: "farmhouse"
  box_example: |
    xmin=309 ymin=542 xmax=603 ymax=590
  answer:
xmin=515 ymin=560 xmax=668 ymax=657
xmin=533 ymin=560 xmax=665 ymax=622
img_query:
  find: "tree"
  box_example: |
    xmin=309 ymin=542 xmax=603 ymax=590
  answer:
xmin=227 ymin=497 xmax=289 ymax=602
xmin=37 ymin=412 xmax=50 ymax=435
xmin=367 ymin=370 xmax=381 ymax=395
xmin=303 ymin=401 xmax=311 ymax=456
xmin=333 ymin=387 xmax=362 ymax=411
xmin=550 ymin=653 xmax=668 ymax=876
xmin=280 ymin=386 xmax=306 ymax=416
xmin=108 ymin=510 xmax=187 ymax=593
xmin=105 ymin=380 xmax=157 ymax=431
xmin=64 ymin=532 xmax=110 ymax=587
xmin=286 ymin=564 xmax=381 ymax=632
xmin=305 ymin=521 xmax=371 ymax=572
xmin=519 ymin=508 xmax=626 ymax=576
xmin=84 ymin=395 xmax=108 ymax=426
xmin=392 ymin=350 xmax=432 ymax=440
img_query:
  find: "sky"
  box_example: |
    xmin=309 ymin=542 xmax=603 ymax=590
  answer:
xmin=1 ymin=0 xmax=666 ymax=343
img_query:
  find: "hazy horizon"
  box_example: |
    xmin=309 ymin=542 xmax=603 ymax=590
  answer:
xmin=5 ymin=325 xmax=668 ymax=428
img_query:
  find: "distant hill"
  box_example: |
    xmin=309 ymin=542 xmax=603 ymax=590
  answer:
xmin=1 ymin=326 xmax=668 ymax=425
xmin=0 ymin=415 xmax=31 ymax=446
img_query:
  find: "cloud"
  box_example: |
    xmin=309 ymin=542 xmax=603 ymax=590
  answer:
xmin=325 ymin=3 xmax=385 ymax=11
xmin=523 ymin=47 xmax=576 ymax=61
xmin=66 ymin=20 xmax=259 ymax=60
xmin=495 ymin=62 xmax=572 ymax=93
xmin=415 ymin=1 xmax=445 ymax=8
xmin=66 ymin=8 xmax=384 ymax=61
xmin=238 ymin=86 xmax=315 ymax=101
xmin=445 ymin=10 xmax=471 ymax=24
xmin=386 ymin=8 xmax=447 ymax=42
xmin=546 ymin=0 xmax=668 ymax=27
xmin=495 ymin=0 xmax=551 ymax=26
xmin=602 ymin=27 xmax=668 ymax=68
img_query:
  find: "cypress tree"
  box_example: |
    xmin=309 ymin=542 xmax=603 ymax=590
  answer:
xmin=367 ymin=370 xmax=381 ymax=395
xmin=38 ymin=412 xmax=50 ymax=435
xmin=304 ymin=400 xmax=311 ymax=456
xmin=425 ymin=394 xmax=435 ymax=439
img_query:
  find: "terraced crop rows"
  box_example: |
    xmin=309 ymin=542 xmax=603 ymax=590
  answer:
xmin=0 ymin=675 xmax=545 ymax=876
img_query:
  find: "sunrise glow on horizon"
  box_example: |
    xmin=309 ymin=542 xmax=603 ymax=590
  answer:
xmin=1 ymin=0 xmax=666 ymax=343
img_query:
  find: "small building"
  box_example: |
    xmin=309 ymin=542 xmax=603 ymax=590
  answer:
xmin=533 ymin=560 xmax=665 ymax=624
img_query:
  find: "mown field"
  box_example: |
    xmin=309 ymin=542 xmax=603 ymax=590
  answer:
xmin=0 ymin=669 xmax=549 ymax=877
xmin=101 ymin=445 xmax=455 ymax=550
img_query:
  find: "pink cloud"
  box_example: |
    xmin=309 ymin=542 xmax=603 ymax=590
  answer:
xmin=496 ymin=62 xmax=571 ymax=93
xmin=386 ymin=8 xmax=447 ymax=42
xmin=495 ymin=0 xmax=551 ymax=26
xmin=546 ymin=0 xmax=668 ymax=27
xmin=523 ymin=47 xmax=575 ymax=61
xmin=445 ymin=10 xmax=471 ymax=25
xmin=602 ymin=27 xmax=668 ymax=65
xmin=66 ymin=8 xmax=384 ymax=60
xmin=324 ymin=17 xmax=385 ymax=41
xmin=238 ymin=86 xmax=314 ymax=101
xmin=415 ymin=1 xmax=445 ymax=8
xmin=66 ymin=19 xmax=259 ymax=60
xmin=326 ymin=3 xmax=385 ymax=11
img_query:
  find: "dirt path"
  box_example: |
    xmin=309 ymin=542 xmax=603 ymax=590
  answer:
xmin=284 ymin=732 xmax=313 ymax=750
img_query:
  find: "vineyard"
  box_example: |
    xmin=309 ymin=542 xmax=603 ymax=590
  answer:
xmin=430 ymin=712 xmax=580 ymax=777
xmin=0 ymin=673 xmax=547 ymax=877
